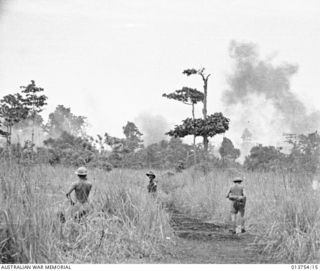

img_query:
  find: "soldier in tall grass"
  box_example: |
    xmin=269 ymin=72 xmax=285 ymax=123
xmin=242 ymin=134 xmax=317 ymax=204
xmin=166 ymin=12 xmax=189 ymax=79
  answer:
xmin=66 ymin=167 xmax=93 ymax=222
xmin=146 ymin=171 xmax=157 ymax=194
xmin=226 ymin=176 xmax=246 ymax=234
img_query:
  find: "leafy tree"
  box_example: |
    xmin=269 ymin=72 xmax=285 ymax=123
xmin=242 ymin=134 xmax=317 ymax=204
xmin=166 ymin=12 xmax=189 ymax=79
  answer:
xmin=163 ymin=87 xmax=204 ymax=164
xmin=244 ymin=144 xmax=286 ymax=171
xmin=46 ymin=105 xmax=87 ymax=137
xmin=0 ymin=93 xmax=29 ymax=144
xmin=104 ymin=133 xmax=126 ymax=167
xmin=163 ymin=87 xmax=204 ymax=119
xmin=164 ymin=68 xmax=228 ymax=157
xmin=104 ymin=121 xmax=143 ymax=167
xmin=287 ymin=131 xmax=320 ymax=175
xmin=20 ymin=80 xmax=47 ymax=144
xmin=140 ymin=137 xmax=193 ymax=169
xmin=219 ymin=137 xmax=240 ymax=162
xmin=122 ymin=121 xmax=143 ymax=152
xmin=43 ymin=131 xmax=112 ymax=170
xmin=167 ymin=113 xmax=230 ymax=147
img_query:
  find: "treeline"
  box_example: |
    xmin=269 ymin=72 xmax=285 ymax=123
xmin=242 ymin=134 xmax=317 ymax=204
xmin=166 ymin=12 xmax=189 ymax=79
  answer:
xmin=0 ymin=80 xmax=319 ymax=176
xmin=244 ymin=131 xmax=320 ymax=176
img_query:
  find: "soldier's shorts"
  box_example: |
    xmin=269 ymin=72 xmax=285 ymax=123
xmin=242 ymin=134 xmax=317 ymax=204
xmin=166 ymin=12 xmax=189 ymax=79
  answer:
xmin=230 ymin=200 xmax=245 ymax=216
xmin=71 ymin=202 xmax=91 ymax=221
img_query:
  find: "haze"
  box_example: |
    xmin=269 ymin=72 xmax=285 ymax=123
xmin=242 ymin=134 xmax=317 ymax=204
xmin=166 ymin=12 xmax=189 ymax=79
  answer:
xmin=0 ymin=0 xmax=319 ymax=148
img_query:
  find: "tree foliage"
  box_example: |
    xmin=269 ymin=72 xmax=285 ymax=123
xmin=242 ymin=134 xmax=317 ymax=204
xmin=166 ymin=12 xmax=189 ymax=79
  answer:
xmin=43 ymin=131 xmax=112 ymax=170
xmin=244 ymin=131 xmax=320 ymax=174
xmin=163 ymin=87 xmax=204 ymax=105
xmin=122 ymin=121 xmax=143 ymax=152
xmin=287 ymin=131 xmax=320 ymax=175
xmin=46 ymin=105 xmax=87 ymax=137
xmin=244 ymin=144 xmax=286 ymax=171
xmin=167 ymin=113 xmax=229 ymax=138
xmin=182 ymin=68 xmax=199 ymax=76
xmin=219 ymin=137 xmax=240 ymax=161
xmin=0 ymin=93 xmax=29 ymax=144
xmin=104 ymin=122 xmax=144 ymax=167
xmin=20 ymin=80 xmax=47 ymax=144
xmin=137 ymin=138 xmax=194 ymax=169
xmin=165 ymin=67 xmax=215 ymax=154
xmin=20 ymin=80 xmax=47 ymax=116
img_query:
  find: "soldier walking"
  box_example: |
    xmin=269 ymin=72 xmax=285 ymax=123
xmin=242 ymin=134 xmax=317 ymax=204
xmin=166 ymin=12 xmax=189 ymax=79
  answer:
xmin=226 ymin=176 xmax=246 ymax=234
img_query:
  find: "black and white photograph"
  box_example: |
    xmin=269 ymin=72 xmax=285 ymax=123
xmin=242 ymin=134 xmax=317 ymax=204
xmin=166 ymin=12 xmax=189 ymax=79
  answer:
xmin=0 ymin=0 xmax=319 ymax=266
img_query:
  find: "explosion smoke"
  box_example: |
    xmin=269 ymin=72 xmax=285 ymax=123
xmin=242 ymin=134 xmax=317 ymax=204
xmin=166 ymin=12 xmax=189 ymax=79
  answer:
xmin=135 ymin=113 xmax=169 ymax=146
xmin=223 ymin=41 xmax=320 ymax=156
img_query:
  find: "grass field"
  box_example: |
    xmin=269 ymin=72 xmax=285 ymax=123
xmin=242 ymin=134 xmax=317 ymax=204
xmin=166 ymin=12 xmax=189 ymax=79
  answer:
xmin=0 ymin=161 xmax=319 ymax=263
xmin=161 ymin=168 xmax=320 ymax=263
xmin=0 ymin=162 xmax=174 ymax=263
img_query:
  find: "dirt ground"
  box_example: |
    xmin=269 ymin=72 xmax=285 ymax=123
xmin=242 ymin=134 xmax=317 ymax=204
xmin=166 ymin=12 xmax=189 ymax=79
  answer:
xmin=158 ymin=208 xmax=268 ymax=264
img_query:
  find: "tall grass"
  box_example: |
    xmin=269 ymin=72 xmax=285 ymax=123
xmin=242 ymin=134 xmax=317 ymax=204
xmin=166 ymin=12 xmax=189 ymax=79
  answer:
xmin=1 ymin=160 xmax=319 ymax=263
xmin=160 ymin=169 xmax=320 ymax=263
xmin=0 ymin=162 xmax=174 ymax=263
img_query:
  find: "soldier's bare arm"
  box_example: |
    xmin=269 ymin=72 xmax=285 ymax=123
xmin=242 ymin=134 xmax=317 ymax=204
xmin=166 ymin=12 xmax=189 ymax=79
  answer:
xmin=66 ymin=184 xmax=76 ymax=205
xmin=87 ymin=183 xmax=93 ymax=198
xmin=226 ymin=188 xmax=231 ymax=199
xmin=241 ymin=188 xmax=246 ymax=200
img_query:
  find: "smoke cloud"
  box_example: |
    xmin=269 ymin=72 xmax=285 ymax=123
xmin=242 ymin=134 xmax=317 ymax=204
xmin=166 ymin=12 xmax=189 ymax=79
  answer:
xmin=11 ymin=124 xmax=46 ymax=147
xmin=135 ymin=113 xmax=169 ymax=146
xmin=223 ymin=41 xmax=320 ymax=155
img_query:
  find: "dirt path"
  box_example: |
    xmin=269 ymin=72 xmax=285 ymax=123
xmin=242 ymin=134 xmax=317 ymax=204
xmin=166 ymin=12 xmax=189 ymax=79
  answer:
xmin=161 ymin=208 xmax=267 ymax=264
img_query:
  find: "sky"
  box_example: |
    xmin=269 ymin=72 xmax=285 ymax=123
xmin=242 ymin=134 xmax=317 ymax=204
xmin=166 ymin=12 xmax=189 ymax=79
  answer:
xmin=0 ymin=0 xmax=319 ymax=150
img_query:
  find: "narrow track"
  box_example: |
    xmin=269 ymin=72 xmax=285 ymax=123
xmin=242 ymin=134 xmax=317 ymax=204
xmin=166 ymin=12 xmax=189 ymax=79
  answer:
xmin=163 ymin=207 xmax=266 ymax=264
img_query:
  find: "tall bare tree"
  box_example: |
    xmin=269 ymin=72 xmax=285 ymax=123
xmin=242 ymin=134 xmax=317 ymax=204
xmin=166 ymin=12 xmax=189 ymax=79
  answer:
xmin=183 ymin=68 xmax=211 ymax=153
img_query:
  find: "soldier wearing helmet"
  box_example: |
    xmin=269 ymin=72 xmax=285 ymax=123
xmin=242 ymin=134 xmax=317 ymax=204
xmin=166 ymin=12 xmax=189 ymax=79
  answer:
xmin=66 ymin=167 xmax=92 ymax=221
xmin=146 ymin=171 xmax=157 ymax=194
xmin=226 ymin=176 xmax=247 ymax=234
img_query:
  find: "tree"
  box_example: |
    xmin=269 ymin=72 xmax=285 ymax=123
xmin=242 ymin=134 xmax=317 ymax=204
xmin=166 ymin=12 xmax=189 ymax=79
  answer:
xmin=287 ymin=131 xmax=320 ymax=175
xmin=183 ymin=68 xmax=211 ymax=153
xmin=44 ymin=131 xmax=95 ymax=166
xmin=163 ymin=87 xmax=204 ymax=163
xmin=138 ymin=137 xmax=193 ymax=169
xmin=122 ymin=121 xmax=143 ymax=152
xmin=164 ymin=68 xmax=226 ymax=157
xmin=167 ymin=113 xmax=230 ymax=153
xmin=219 ymin=137 xmax=241 ymax=162
xmin=104 ymin=121 xmax=144 ymax=168
xmin=46 ymin=105 xmax=87 ymax=138
xmin=163 ymin=87 xmax=204 ymax=119
xmin=20 ymin=80 xmax=47 ymax=144
xmin=0 ymin=93 xmax=29 ymax=144
xmin=244 ymin=144 xmax=286 ymax=171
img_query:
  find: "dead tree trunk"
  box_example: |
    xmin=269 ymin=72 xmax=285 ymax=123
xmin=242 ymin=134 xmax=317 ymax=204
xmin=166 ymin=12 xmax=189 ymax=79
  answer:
xmin=201 ymin=73 xmax=210 ymax=155
xmin=192 ymin=103 xmax=197 ymax=165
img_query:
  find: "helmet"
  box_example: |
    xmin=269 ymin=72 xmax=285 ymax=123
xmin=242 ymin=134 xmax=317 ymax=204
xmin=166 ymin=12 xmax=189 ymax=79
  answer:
xmin=146 ymin=171 xmax=156 ymax=178
xmin=233 ymin=176 xmax=243 ymax=182
xmin=75 ymin=167 xmax=88 ymax=176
